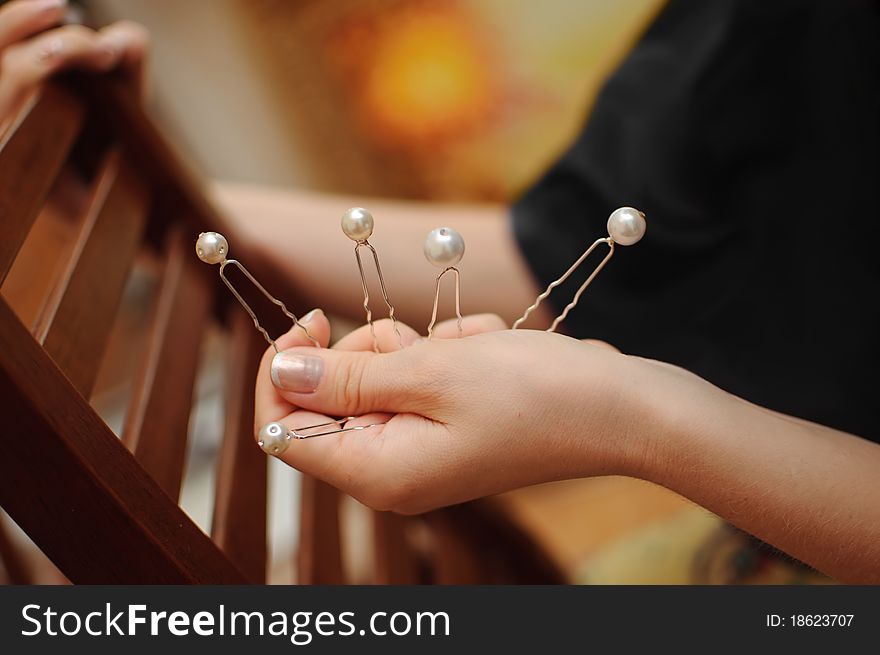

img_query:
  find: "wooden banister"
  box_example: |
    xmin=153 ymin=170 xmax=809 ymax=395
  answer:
xmin=211 ymin=308 xmax=269 ymax=584
xmin=0 ymin=297 xmax=246 ymax=584
xmin=0 ymin=513 xmax=32 ymax=585
xmin=122 ymin=226 xmax=211 ymax=499
xmin=0 ymin=76 xmax=563 ymax=586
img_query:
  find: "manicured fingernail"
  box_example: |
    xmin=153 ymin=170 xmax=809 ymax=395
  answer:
xmin=271 ymin=352 xmax=323 ymax=393
xmin=38 ymin=0 xmax=67 ymax=11
xmin=301 ymin=308 xmax=323 ymax=324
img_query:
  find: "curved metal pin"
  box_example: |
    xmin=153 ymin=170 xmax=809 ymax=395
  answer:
xmin=288 ymin=417 xmax=385 ymax=439
xmin=220 ymin=259 xmax=319 ymax=351
xmin=200 ymin=232 xmax=385 ymax=442
xmin=513 ymin=206 xmax=646 ymax=332
xmin=513 ymin=237 xmax=614 ymax=332
xmin=426 ymin=267 xmax=462 ymax=340
xmin=342 ymin=208 xmax=404 ymax=352
xmin=196 ymin=232 xmax=319 ymax=351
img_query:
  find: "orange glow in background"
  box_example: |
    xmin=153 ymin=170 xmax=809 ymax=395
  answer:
xmin=327 ymin=2 xmax=501 ymax=150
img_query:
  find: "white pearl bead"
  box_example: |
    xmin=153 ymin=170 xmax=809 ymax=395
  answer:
xmin=258 ymin=421 xmax=290 ymax=456
xmin=195 ymin=231 xmax=229 ymax=264
xmin=424 ymin=227 xmax=465 ymax=268
xmin=606 ymin=207 xmax=646 ymax=246
xmin=341 ymin=207 xmax=374 ymax=242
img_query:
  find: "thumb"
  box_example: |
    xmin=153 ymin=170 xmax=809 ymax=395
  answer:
xmin=269 ymin=346 xmax=426 ymax=417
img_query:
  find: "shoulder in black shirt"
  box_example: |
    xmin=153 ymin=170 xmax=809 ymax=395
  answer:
xmin=512 ymin=0 xmax=880 ymax=441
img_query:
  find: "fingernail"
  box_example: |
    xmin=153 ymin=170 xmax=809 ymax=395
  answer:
xmin=38 ymin=37 xmax=63 ymax=63
xmin=301 ymin=308 xmax=323 ymax=324
xmin=271 ymin=352 xmax=323 ymax=393
xmin=100 ymin=34 xmax=127 ymax=56
xmin=38 ymin=0 xmax=67 ymax=10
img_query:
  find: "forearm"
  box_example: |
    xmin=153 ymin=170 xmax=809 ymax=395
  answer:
xmin=624 ymin=359 xmax=880 ymax=583
xmin=209 ymin=181 xmax=544 ymax=327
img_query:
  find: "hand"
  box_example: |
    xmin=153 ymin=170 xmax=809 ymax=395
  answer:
xmin=0 ymin=0 xmax=149 ymax=125
xmin=255 ymin=312 xmax=660 ymax=514
xmin=256 ymin=313 xmax=880 ymax=582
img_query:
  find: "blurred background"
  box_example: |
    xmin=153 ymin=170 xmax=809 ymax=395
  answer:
xmin=2 ymin=0 xmax=829 ymax=584
xmin=87 ymin=0 xmax=660 ymax=199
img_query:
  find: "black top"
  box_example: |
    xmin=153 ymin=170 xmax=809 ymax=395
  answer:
xmin=512 ymin=0 xmax=880 ymax=442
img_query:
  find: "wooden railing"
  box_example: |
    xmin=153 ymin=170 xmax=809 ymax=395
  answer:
xmin=0 ymin=76 xmax=563 ymax=585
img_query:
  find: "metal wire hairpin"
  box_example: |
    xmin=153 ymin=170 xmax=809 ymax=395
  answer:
xmin=424 ymin=227 xmax=465 ymax=340
xmin=195 ymin=231 xmax=318 ymax=351
xmin=257 ymin=419 xmax=381 ymax=456
xmin=513 ymin=207 xmax=646 ymax=332
xmin=341 ymin=207 xmax=404 ymax=352
xmin=195 ymin=231 xmax=384 ymax=454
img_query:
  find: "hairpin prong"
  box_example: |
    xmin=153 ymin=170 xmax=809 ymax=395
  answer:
xmin=513 ymin=207 xmax=646 ymax=332
xmin=342 ymin=208 xmax=404 ymax=352
xmin=423 ymin=227 xmax=465 ymax=339
xmin=195 ymin=231 xmax=319 ymax=350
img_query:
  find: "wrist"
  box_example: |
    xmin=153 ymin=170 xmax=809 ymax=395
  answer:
xmin=554 ymin=345 xmax=667 ymax=481
xmin=616 ymin=356 xmax=730 ymax=487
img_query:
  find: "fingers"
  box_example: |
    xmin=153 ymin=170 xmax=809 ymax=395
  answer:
xmin=0 ymin=23 xmax=116 ymax=116
xmin=254 ymin=308 xmax=331 ymax=433
xmin=581 ymin=338 xmax=620 ymax=353
xmin=273 ymin=412 xmax=436 ymax=511
xmin=333 ymin=313 xmax=507 ymax=353
xmin=98 ymin=20 xmax=150 ymax=97
xmin=333 ymin=318 xmax=421 ymax=353
xmin=431 ymin=313 xmax=507 ymax=338
xmin=269 ymin=342 xmax=429 ymax=417
xmin=0 ymin=10 xmax=151 ymax=121
xmin=0 ymin=0 xmax=67 ymax=52
xmin=269 ymin=312 xmax=504 ymax=415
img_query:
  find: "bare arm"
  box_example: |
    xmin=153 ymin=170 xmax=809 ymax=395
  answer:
xmin=641 ymin=362 xmax=880 ymax=582
xmin=210 ymin=181 xmax=545 ymax=328
xmin=255 ymin=320 xmax=880 ymax=583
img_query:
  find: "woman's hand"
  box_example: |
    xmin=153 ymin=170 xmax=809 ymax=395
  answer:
xmin=254 ymin=311 xmax=880 ymax=581
xmin=0 ymin=0 xmax=149 ymax=125
xmin=255 ymin=313 xmax=657 ymax=514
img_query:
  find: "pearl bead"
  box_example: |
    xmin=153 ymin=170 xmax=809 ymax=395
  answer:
xmin=341 ymin=207 xmax=374 ymax=242
xmin=195 ymin=231 xmax=229 ymax=264
xmin=606 ymin=207 xmax=646 ymax=246
xmin=257 ymin=421 xmax=290 ymax=456
xmin=424 ymin=227 xmax=465 ymax=268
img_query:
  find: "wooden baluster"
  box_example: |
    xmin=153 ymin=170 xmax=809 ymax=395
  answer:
xmin=35 ymin=150 xmax=149 ymax=397
xmin=372 ymin=512 xmax=421 ymax=584
xmin=298 ymin=477 xmax=345 ymax=584
xmin=424 ymin=500 xmax=566 ymax=584
xmin=122 ymin=226 xmax=211 ymax=500
xmin=0 ymin=87 xmax=85 ymax=284
xmin=211 ymin=309 xmax=268 ymax=583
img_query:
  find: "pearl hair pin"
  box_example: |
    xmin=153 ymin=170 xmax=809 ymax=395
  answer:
xmin=195 ymin=231 xmax=319 ymax=350
xmin=341 ymin=207 xmax=404 ymax=352
xmin=424 ymin=227 xmax=465 ymax=339
xmin=513 ymin=207 xmax=646 ymax=332
xmin=257 ymin=419 xmax=381 ymax=456
xmin=196 ymin=231 xmax=382 ymax=452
